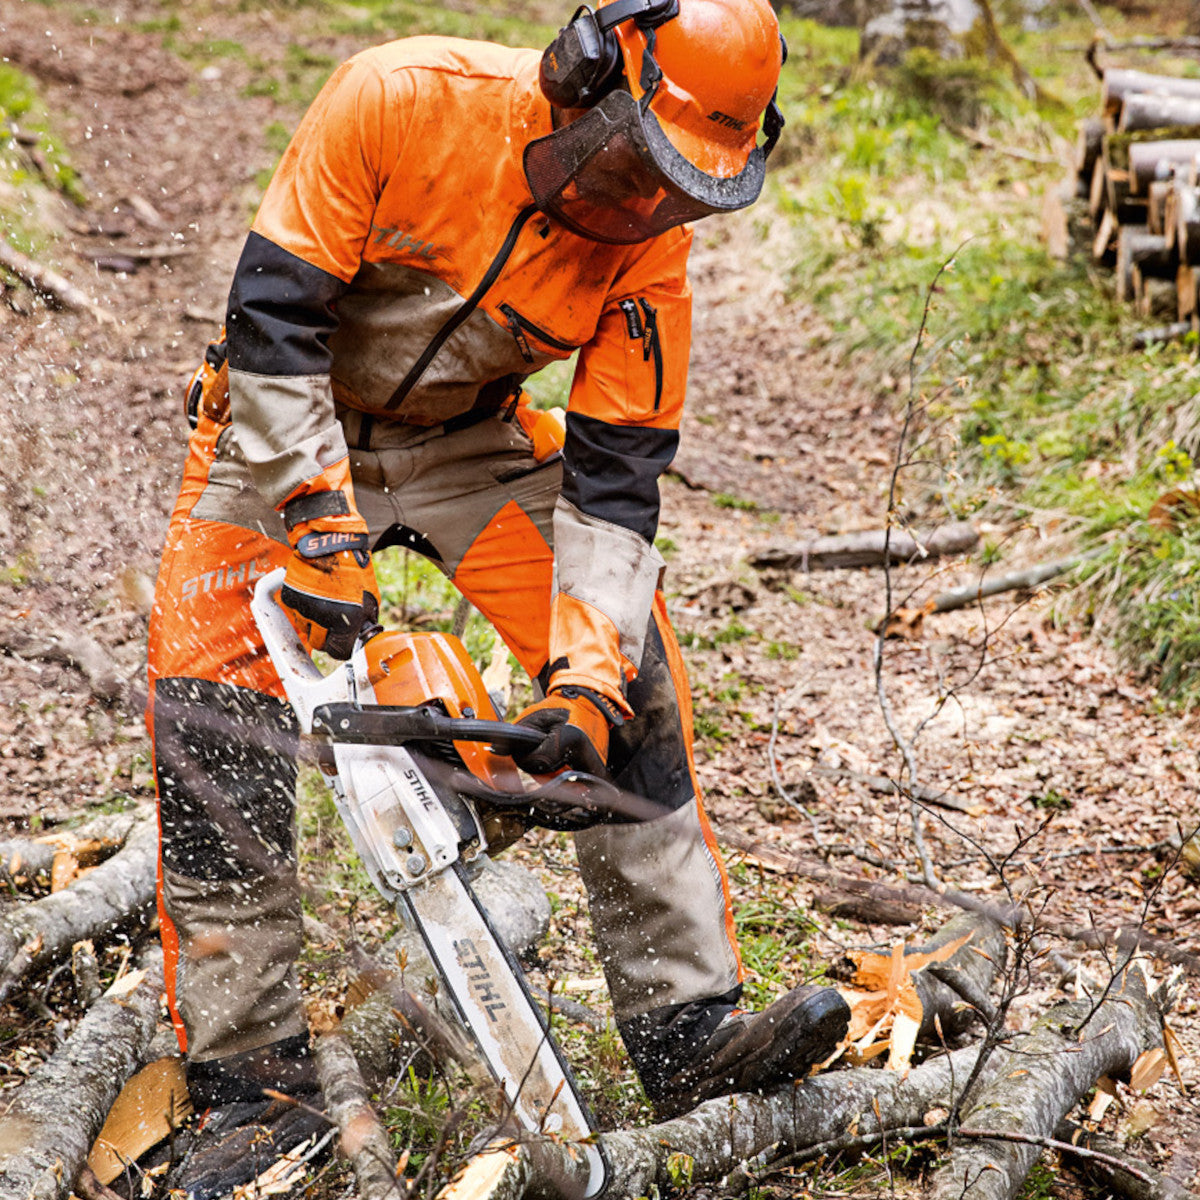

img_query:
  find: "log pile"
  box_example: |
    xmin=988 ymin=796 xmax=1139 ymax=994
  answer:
xmin=1054 ymin=66 xmax=1200 ymax=330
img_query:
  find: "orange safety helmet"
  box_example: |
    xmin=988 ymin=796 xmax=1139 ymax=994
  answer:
xmin=528 ymin=0 xmax=785 ymax=243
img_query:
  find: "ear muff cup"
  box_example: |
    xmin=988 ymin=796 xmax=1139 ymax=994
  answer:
xmin=539 ymin=9 xmax=624 ymax=109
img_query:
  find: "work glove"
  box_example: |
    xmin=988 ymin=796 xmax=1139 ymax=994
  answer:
xmin=513 ymin=686 xmax=623 ymax=777
xmin=280 ymin=492 xmax=380 ymax=660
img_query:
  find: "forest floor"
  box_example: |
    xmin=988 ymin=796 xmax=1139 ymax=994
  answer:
xmin=0 ymin=0 xmax=1197 ymax=1194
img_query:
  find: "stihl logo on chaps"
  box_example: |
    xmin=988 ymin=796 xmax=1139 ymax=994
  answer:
xmin=370 ymin=222 xmax=438 ymax=261
xmin=454 ymin=938 xmax=508 ymax=1022
xmin=181 ymin=556 xmax=274 ymax=602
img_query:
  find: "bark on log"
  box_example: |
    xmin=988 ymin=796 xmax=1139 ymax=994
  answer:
xmin=1103 ymin=70 xmax=1200 ymax=120
xmin=910 ymin=913 xmax=1005 ymax=1040
xmin=749 ymin=523 xmax=978 ymax=572
xmin=313 ymin=1031 xmax=403 ymax=1200
xmin=929 ymin=973 xmax=1165 ymax=1200
xmin=1120 ymin=93 xmax=1200 ymax=133
xmin=0 ymin=951 xmax=164 ymax=1200
xmin=0 ymin=819 xmax=157 ymax=1004
xmin=1173 ymin=184 xmax=1200 ymax=262
xmin=0 ymin=810 xmax=148 ymax=888
xmin=448 ymin=1043 xmax=994 ymax=1200
xmin=1076 ymin=117 xmax=1105 ymax=185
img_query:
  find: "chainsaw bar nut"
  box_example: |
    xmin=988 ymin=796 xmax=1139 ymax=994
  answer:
xmin=406 ymin=853 xmax=427 ymax=876
xmin=392 ymin=826 xmax=414 ymax=849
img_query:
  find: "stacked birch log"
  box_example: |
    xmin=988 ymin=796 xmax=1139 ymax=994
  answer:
xmin=1065 ymin=67 xmax=1200 ymax=326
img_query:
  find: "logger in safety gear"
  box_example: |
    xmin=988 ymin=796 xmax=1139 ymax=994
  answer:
xmin=528 ymin=0 xmax=786 ymax=244
xmin=147 ymin=2 xmax=847 ymax=1191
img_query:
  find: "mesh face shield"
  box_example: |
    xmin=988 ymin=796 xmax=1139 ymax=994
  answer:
xmin=524 ymin=88 xmax=767 ymax=245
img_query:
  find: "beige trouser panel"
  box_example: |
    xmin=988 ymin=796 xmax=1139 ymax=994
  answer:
xmin=162 ymin=867 xmax=308 ymax=1062
xmin=575 ymin=799 xmax=742 ymax=1016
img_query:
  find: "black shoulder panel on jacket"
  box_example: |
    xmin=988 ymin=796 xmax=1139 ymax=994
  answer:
xmin=561 ymin=411 xmax=679 ymax=544
xmin=225 ymin=231 xmax=348 ymax=377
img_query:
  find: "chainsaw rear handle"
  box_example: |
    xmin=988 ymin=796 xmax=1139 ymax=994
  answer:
xmin=311 ymin=701 xmax=543 ymax=754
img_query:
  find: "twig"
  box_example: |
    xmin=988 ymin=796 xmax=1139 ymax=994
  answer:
xmin=929 ymin=557 xmax=1084 ymax=614
xmin=948 ymin=124 xmax=1062 ymax=166
xmin=810 ymin=765 xmax=976 ymax=815
xmin=0 ymin=236 xmax=111 ymax=322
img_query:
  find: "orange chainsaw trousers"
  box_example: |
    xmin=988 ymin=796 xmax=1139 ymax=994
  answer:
xmin=147 ymin=402 xmax=742 ymax=1066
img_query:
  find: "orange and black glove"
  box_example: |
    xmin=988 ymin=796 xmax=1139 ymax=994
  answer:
xmin=513 ymin=686 xmax=625 ymax=777
xmin=280 ymin=491 xmax=380 ymax=661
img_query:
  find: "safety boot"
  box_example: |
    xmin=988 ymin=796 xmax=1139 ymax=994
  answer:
xmin=624 ymin=984 xmax=851 ymax=1119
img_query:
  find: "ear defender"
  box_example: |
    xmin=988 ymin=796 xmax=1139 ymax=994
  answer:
xmin=539 ymin=0 xmax=680 ymax=110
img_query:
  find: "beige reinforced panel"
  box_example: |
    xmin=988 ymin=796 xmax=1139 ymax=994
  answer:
xmin=574 ymin=798 xmax=740 ymax=1017
xmin=552 ymin=498 xmax=665 ymax=672
xmin=330 ymin=261 xmax=556 ymax=424
xmin=163 ymin=866 xmax=308 ymax=1062
xmin=190 ymin=426 xmax=290 ymax=540
xmin=228 ymin=370 xmax=349 ymax=508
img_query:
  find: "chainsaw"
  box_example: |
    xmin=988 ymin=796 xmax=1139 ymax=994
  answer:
xmin=252 ymin=569 xmax=615 ymax=1196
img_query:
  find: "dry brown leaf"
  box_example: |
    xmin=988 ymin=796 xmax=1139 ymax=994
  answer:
xmin=1129 ymin=1047 xmax=1167 ymax=1093
xmin=1148 ymin=489 xmax=1200 ymax=530
xmin=878 ymin=604 xmax=933 ymax=641
xmin=87 ymin=1058 xmax=192 ymax=1184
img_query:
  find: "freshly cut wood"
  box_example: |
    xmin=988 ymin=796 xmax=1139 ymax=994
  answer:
xmin=1148 ymin=179 xmax=1171 ymax=234
xmin=1178 ymin=263 xmax=1198 ymax=323
xmin=1089 ymin=154 xmax=1109 ymax=221
xmin=1103 ymin=69 xmax=1200 ymax=119
xmin=313 ymin=1031 xmax=401 ymax=1200
xmin=929 ymin=972 xmax=1167 ymax=1200
xmin=1129 ymin=140 xmax=1200 ymax=195
xmin=1120 ymin=92 xmax=1200 ymax=133
xmin=1173 ymin=183 xmax=1200 ymax=262
xmin=749 ymin=522 xmax=978 ymax=572
xmin=0 ymin=820 xmax=157 ymax=1004
xmin=86 ymin=1058 xmax=191 ymax=1185
xmin=1092 ymin=207 xmax=1117 ymax=260
xmin=0 ymin=952 xmax=164 ymax=1200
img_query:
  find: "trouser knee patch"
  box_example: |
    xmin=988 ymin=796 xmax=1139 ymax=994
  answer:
xmin=155 ymin=677 xmax=299 ymax=881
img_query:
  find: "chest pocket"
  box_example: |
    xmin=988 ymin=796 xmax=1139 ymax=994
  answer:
xmin=617 ymin=298 xmax=663 ymax=413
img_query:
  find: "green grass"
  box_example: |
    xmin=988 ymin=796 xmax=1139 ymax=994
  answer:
xmin=770 ymin=7 xmax=1200 ymax=705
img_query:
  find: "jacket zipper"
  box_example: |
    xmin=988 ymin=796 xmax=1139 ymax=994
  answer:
xmin=384 ymin=204 xmax=539 ymax=411
xmin=620 ymin=297 xmax=663 ymax=411
xmin=499 ymin=302 xmax=576 ymax=363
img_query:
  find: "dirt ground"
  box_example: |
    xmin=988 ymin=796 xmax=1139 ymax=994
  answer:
xmin=1 ymin=0 xmax=1197 ymax=1192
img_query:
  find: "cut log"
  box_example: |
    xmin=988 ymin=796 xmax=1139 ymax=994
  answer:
xmin=929 ymin=557 xmax=1080 ymax=614
xmin=313 ymin=1031 xmax=402 ymax=1200
xmin=1089 ymin=154 xmax=1109 ymax=222
xmin=1173 ymin=183 xmax=1200 ymax=263
xmin=1120 ymin=92 xmax=1200 ymax=133
xmin=1092 ymin=206 xmax=1117 ymax=261
xmin=441 ymin=1041 xmax=989 ymax=1200
xmin=0 ymin=951 xmax=164 ymax=1200
xmin=749 ymin=522 xmax=978 ymax=572
xmin=1129 ymin=140 xmax=1200 ymax=195
xmin=928 ymin=971 xmax=1166 ymax=1200
xmin=0 ymin=809 xmax=148 ymax=889
xmin=1178 ymin=263 xmax=1199 ymax=323
xmin=0 ymin=819 xmax=157 ymax=1004
xmin=1103 ymin=70 xmax=1200 ymax=120
xmin=0 ymin=237 xmax=109 ymax=321
xmin=0 ymin=627 xmax=125 ymax=703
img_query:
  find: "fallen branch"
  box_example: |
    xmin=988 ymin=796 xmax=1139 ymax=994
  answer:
xmin=750 ymin=523 xmax=978 ymax=572
xmin=810 ymin=764 xmax=978 ymax=815
xmin=1055 ymin=1118 xmax=1200 ymax=1200
xmin=714 ymin=825 xmax=1200 ymax=976
xmin=0 ymin=820 xmax=157 ymax=1004
xmin=929 ymin=972 xmax=1166 ymax=1200
xmin=313 ymin=1031 xmax=402 ymax=1200
xmin=0 ymin=236 xmax=110 ymax=322
xmin=0 ymin=950 xmax=164 ymax=1200
xmin=0 ymin=627 xmax=125 ymax=702
xmin=929 ymin=557 xmax=1082 ymax=614
xmin=0 ymin=809 xmax=148 ymax=889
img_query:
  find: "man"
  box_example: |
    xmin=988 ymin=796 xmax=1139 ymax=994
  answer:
xmin=148 ymin=0 xmax=851 ymax=1189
